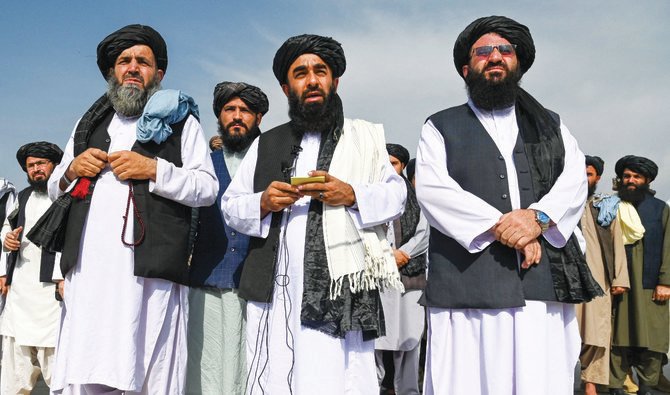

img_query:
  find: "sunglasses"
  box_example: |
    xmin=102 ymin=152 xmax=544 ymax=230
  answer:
xmin=472 ymin=44 xmax=517 ymax=57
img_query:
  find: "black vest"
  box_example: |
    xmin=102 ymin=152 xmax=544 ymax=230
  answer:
xmin=237 ymin=122 xmax=302 ymax=302
xmin=422 ymin=104 xmax=559 ymax=309
xmin=6 ymin=187 xmax=56 ymax=285
xmin=634 ymin=194 xmax=667 ymax=289
xmin=0 ymin=191 xmax=11 ymax=226
xmin=60 ymin=114 xmax=192 ymax=285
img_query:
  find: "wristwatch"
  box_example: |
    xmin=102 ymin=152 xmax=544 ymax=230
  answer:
xmin=534 ymin=210 xmax=551 ymax=233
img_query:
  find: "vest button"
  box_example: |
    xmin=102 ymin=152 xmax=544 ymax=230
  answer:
xmin=501 ymin=193 xmax=508 ymax=199
xmin=230 ymin=247 xmax=236 ymax=252
xmin=498 ymin=155 xmax=504 ymax=160
xmin=105 ymin=138 xmax=111 ymax=143
xmin=231 ymin=231 xmax=236 ymax=236
xmin=499 ymin=174 xmax=506 ymax=179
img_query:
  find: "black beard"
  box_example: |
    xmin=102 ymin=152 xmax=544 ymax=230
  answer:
xmin=106 ymin=73 xmax=161 ymax=117
xmin=465 ymin=65 xmax=522 ymax=111
xmin=27 ymin=176 xmax=48 ymax=193
xmin=217 ymin=122 xmax=261 ymax=153
xmin=587 ymin=183 xmax=597 ymax=198
xmin=617 ymin=183 xmax=652 ymax=206
xmin=288 ymin=87 xmax=341 ymax=135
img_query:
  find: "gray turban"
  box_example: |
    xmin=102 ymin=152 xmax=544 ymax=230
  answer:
xmin=273 ymin=34 xmax=346 ymax=84
xmin=585 ymin=155 xmax=605 ymax=176
xmin=212 ymin=82 xmax=269 ymax=116
xmin=16 ymin=141 xmax=63 ymax=172
xmin=615 ymin=155 xmax=658 ymax=181
xmin=453 ymin=16 xmax=535 ymax=79
xmin=97 ymin=24 xmax=168 ymax=78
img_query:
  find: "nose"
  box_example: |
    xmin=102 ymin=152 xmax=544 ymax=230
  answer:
xmin=488 ymin=47 xmax=503 ymax=61
xmin=127 ymin=58 xmax=140 ymax=72
xmin=233 ymin=108 xmax=242 ymax=120
xmin=306 ymin=71 xmax=319 ymax=87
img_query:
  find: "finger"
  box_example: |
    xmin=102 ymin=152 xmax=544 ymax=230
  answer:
xmin=308 ymin=170 xmax=328 ymax=177
xmin=90 ymin=148 xmax=109 ymax=161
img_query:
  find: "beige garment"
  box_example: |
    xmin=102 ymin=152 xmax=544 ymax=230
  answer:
xmin=1 ymin=335 xmax=55 ymax=394
xmin=576 ymin=200 xmax=629 ymax=383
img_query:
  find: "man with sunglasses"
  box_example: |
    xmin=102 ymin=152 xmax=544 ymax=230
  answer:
xmin=415 ymin=16 xmax=601 ymax=394
xmin=0 ymin=141 xmax=63 ymax=393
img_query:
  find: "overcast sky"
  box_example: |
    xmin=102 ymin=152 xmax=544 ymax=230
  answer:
xmin=1 ymin=0 xmax=668 ymax=199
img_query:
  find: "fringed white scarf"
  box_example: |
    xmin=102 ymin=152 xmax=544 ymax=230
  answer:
xmin=322 ymin=118 xmax=404 ymax=299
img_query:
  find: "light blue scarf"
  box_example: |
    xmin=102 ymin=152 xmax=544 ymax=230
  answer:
xmin=137 ymin=89 xmax=199 ymax=144
xmin=592 ymin=193 xmax=621 ymax=227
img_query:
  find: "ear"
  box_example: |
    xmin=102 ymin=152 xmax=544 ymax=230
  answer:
xmin=256 ymin=113 xmax=263 ymax=126
xmin=332 ymin=77 xmax=339 ymax=90
xmin=157 ymin=69 xmax=165 ymax=82
xmin=595 ymin=175 xmax=601 ymax=182
xmin=281 ymin=84 xmax=289 ymax=97
xmin=462 ymin=65 xmax=469 ymax=78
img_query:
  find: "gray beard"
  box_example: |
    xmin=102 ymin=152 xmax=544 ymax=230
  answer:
xmin=106 ymin=74 xmax=161 ymax=117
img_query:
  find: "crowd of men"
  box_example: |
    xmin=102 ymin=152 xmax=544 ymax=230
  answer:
xmin=0 ymin=15 xmax=667 ymax=395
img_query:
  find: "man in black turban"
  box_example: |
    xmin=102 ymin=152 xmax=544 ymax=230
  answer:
xmin=1 ymin=141 xmax=63 ymax=392
xmin=386 ymin=143 xmax=410 ymax=176
xmin=211 ymin=81 xmax=269 ymax=153
xmin=610 ymin=155 xmax=670 ymax=395
xmin=45 ymin=25 xmax=217 ymax=394
xmin=222 ymin=34 xmax=406 ymax=394
xmin=585 ymin=155 xmax=605 ymax=198
xmin=415 ymin=16 xmax=599 ymax=395
xmin=187 ymin=80 xmax=268 ymax=393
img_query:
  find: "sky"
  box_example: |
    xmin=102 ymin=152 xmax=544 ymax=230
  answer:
xmin=1 ymin=0 xmax=669 ymax=199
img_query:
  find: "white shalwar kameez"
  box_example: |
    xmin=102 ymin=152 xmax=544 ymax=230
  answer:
xmin=0 ymin=192 xmax=62 ymax=393
xmin=222 ymin=129 xmax=406 ymax=395
xmin=415 ymin=101 xmax=586 ymax=395
xmin=47 ymin=114 xmax=217 ymax=394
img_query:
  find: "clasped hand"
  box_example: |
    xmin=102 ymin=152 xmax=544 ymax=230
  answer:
xmin=491 ymin=209 xmax=543 ymax=269
xmin=68 ymin=148 xmax=156 ymax=181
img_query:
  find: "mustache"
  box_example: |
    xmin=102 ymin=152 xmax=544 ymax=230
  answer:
xmin=302 ymin=87 xmax=325 ymax=100
xmin=123 ymin=71 xmax=144 ymax=84
xmin=225 ymin=121 xmax=248 ymax=130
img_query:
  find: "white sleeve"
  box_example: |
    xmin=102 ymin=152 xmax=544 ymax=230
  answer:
xmin=52 ymin=252 xmax=63 ymax=281
xmin=48 ymin=123 xmax=78 ymax=201
xmin=399 ymin=211 xmax=430 ymax=257
xmin=149 ymin=115 xmax=218 ymax=207
xmin=222 ymin=138 xmax=271 ymax=238
xmin=528 ymin=121 xmax=587 ymax=248
xmin=415 ymin=120 xmax=502 ymax=252
xmin=348 ymin=160 xmax=406 ymax=229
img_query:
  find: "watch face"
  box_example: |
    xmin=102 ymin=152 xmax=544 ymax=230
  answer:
xmin=537 ymin=211 xmax=550 ymax=224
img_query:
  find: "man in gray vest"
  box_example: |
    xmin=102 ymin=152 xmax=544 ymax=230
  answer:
xmin=46 ymin=24 xmax=217 ymax=393
xmin=187 ymin=82 xmax=268 ymax=395
xmin=415 ymin=16 xmax=601 ymax=395
xmin=1 ymin=141 xmax=63 ymax=394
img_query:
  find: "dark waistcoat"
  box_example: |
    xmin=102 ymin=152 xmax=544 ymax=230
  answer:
xmin=6 ymin=187 xmax=56 ymax=285
xmin=60 ymin=113 xmax=192 ymax=284
xmin=189 ymin=150 xmax=250 ymax=289
xmin=238 ymin=122 xmax=302 ymax=302
xmin=633 ymin=193 xmax=667 ymax=289
xmin=422 ymin=104 xmax=559 ymax=309
xmin=0 ymin=191 xmax=11 ymax=227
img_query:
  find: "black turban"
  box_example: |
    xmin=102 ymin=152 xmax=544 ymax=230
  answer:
xmin=96 ymin=24 xmax=168 ymax=78
xmin=386 ymin=143 xmax=410 ymax=167
xmin=212 ymin=82 xmax=269 ymax=116
xmin=585 ymin=155 xmax=605 ymax=176
xmin=16 ymin=141 xmax=63 ymax=172
xmin=272 ymin=34 xmax=346 ymax=84
xmin=615 ymin=155 xmax=658 ymax=181
xmin=406 ymin=158 xmax=416 ymax=182
xmin=453 ymin=15 xmax=535 ymax=79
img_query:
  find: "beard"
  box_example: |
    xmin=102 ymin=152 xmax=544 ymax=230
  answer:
xmin=617 ymin=182 xmax=652 ymax=206
xmin=27 ymin=175 xmax=48 ymax=194
xmin=465 ymin=63 xmax=522 ymax=111
xmin=587 ymin=182 xmax=597 ymax=198
xmin=107 ymin=72 xmax=161 ymax=117
xmin=217 ymin=121 xmax=261 ymax=153
xmin=287 ymin=84 xmax=340 ymax=134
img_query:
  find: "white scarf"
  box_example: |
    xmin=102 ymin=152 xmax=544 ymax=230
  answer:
xmin=322 ymin=118 xmax=403 ymax=299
